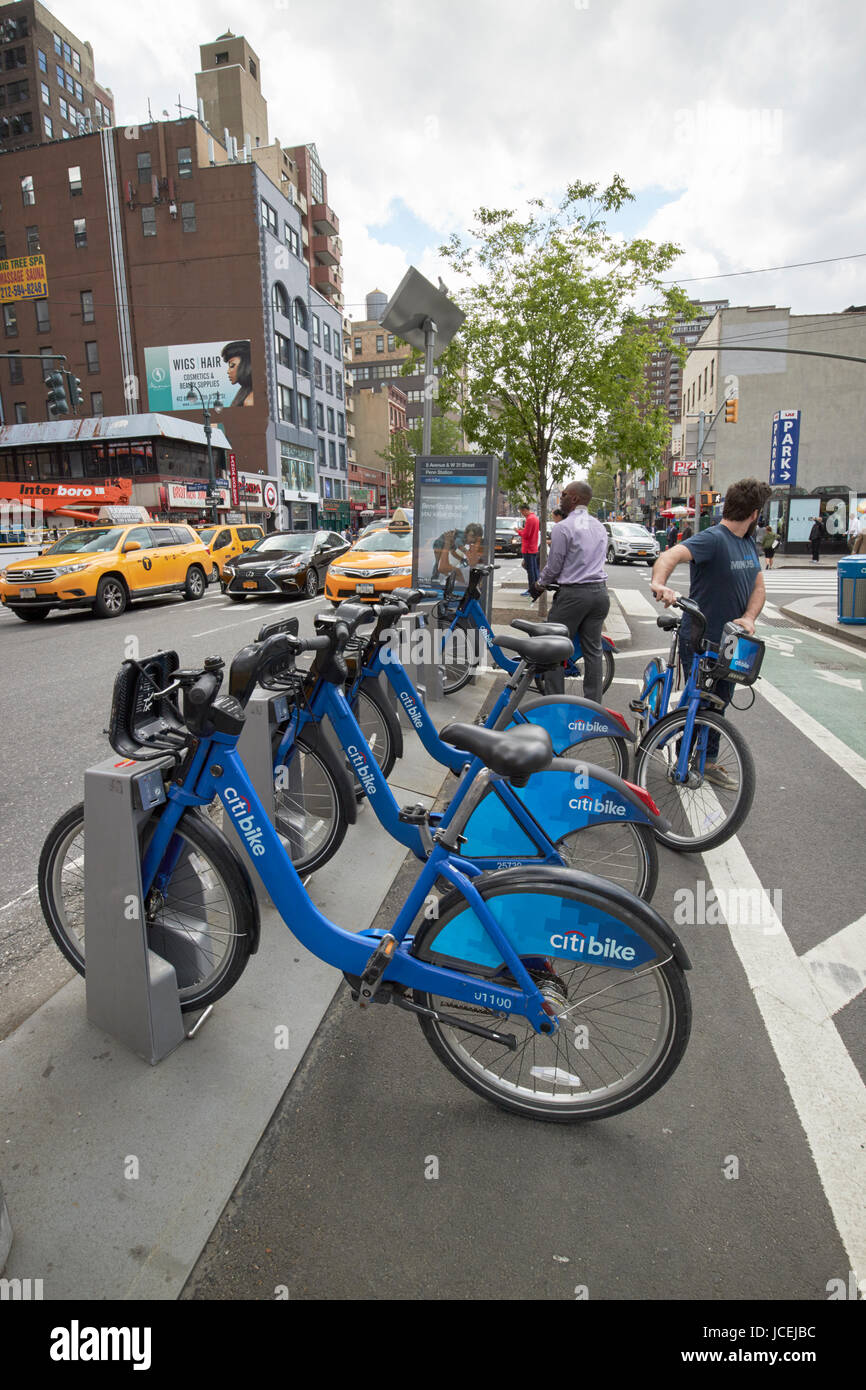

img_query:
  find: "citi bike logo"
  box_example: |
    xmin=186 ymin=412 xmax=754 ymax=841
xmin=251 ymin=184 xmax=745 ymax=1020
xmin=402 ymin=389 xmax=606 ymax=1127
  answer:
xmin=399 ymin=690 xmax=424 ymax=729
xmin=347 ymin=745 xmax=377 ymax=796
xmin=224 ymin=787 xmax=266 ymax=856
xmin=549 ymin=931 xmax=636 ymax=962
xmin=568 ymin=795 xmax=626 ymax=816
xmin=568 ymin=720 xmax=608 ymax=734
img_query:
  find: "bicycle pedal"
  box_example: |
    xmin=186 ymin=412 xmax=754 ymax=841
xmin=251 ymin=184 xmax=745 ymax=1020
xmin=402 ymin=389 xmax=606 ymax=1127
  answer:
xmin=358 ymin=933 xmax=398 ymax=1007
xmin=628 ymin=699 xmax=647 ymax=714
xmin=398 ymin=803 xmax=428 ymax=824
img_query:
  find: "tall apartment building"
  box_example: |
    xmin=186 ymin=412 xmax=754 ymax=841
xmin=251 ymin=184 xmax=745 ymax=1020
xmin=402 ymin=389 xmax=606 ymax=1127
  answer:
xmin=352 ymin=381 xmax=407 ymax=511
xmin=347 ymin=289 xmax=448 ymax=429
xmin=0 ymin=116 xmax=347 ymax=529
xmin=195 ymin=35 xmax=343 ymax=308
xmin=0 ymin=0 xmax=114 ymax=151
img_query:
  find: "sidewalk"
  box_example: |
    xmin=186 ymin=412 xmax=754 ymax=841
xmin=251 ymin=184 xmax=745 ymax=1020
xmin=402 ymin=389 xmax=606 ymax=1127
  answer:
xmin=0 ymin=671 xmax=494 ymax=1299
xmin=779 ymin=593 xmax=866 ymax=649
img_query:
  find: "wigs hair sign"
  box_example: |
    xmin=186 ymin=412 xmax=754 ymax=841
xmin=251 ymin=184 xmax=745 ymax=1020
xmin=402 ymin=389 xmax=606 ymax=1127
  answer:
xmin=144 ymin=340 xmax=254 ymax=411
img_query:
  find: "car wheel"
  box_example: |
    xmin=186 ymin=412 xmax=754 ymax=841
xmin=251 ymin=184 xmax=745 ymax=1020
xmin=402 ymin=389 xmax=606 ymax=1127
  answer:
xmin=646 ymin=559 xmax=655 ymax=567
xmin=9 ymin=607 xmax=49 ymax=622
xmin=606 ymin=546 xmax=617 ymax=564
xmin=183 ymin=565 xmax=206 ymax=600
xmin=305 ymin=568 xmax=319 ymax=598
xmin=94 ymin=574 xmax=128 ymax=619
xmin=228 ymin=593 xmax=246 ymax=603
xmin=219 ymin=580 xmax=228 ymax=593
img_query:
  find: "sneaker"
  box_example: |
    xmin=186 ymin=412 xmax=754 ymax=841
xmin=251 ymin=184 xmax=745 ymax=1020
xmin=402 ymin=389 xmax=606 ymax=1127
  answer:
xmin=520 ymin=589 xmax=531 ymax=596
xmin=704 ymin=763 xmax=738 ymax=790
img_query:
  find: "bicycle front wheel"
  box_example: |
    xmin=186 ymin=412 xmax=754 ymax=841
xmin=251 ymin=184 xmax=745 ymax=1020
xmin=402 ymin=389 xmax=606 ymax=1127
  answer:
xmin=554 ymin=821 xmax=658 ymax=901
xmin=352 ymin=678 xmax=401 ymax=777
xmin=633 ymin=707 xmax=756 ymax=851
xmin=437 ymin=619 xmax=478 ymax=694
xmin=412 ymin=871 xmax=690 ymax=1122
xmin=38 ymin=803 xmax=255 ymax=1011
xmin=539 ymin=646 xmax=615 ymax=699
xmin=271 ymin=728 xmax=352 ymax=875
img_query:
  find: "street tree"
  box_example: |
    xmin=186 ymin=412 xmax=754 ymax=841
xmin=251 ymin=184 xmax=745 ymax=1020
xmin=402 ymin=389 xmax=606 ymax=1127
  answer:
xmin=377 ymin=415 xmax=467 ymax=506
xmin=439 ymin=177 xmax=695 ymax=562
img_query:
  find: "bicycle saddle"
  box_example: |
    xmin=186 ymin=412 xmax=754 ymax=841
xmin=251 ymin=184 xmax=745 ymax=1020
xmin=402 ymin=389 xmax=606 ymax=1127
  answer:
xmin=511 ymin=618 xmax=570 ymax=639
xmin=494 ymin=633 xmax=574 ymax=669
xmin=440 ymin=722 xmax=553 ymax=786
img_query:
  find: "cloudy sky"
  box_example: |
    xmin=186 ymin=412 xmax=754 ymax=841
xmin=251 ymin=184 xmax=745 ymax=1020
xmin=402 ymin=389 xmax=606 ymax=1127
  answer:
xmin=56 ymin=0 xmax=866 ymax=322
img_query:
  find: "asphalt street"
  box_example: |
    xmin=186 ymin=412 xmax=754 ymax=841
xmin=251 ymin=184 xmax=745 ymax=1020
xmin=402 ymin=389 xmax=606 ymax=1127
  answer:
xmin=182 ymin=560 xmax=865 ymax=1302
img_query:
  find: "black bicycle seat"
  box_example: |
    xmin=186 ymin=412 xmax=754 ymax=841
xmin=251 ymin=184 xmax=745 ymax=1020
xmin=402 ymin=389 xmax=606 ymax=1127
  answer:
xmin=495 ymin=633 xmax=573 ymax=669
xmin=657 ymin=614 xmax=680 ymax=630
xmin=440 ymin=722 xmax=553 ymax=786
xmin=469 ymin=563 xmax=496 ymax=576
xmin=511 ymin=618 xmax=570 ymax=639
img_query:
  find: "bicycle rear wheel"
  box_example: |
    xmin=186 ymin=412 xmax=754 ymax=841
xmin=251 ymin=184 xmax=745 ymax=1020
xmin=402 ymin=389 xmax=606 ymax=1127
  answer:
xmin=437 ymin=619 xmax=479 ymax=694
xmin=554 ymin=821 xmax=657 ymax=901
xmin=38 ymin=803 xmax=255 ymax=1011
xmin=412 ymin=871 xmax=690 ymax=1122
xmin=537 ymin=647 xmax=615 ymax=698
xmin=633 ymin=707 xmax=755 ymax=851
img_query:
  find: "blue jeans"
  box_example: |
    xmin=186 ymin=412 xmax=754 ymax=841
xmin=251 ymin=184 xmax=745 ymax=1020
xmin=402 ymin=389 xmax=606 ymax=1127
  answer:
xmin=679 ymin=638 xmax=734 ymax=761
xmin=523 ymin=553 xmax=539 ymax=587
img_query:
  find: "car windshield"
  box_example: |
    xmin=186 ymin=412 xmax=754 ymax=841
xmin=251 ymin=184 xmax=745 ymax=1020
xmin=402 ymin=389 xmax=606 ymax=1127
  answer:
xmin=497 ymin=518 xmax=520 ymax=529
xmin=198 ymin=528 xmax=218 ymax=543
xmin=44 ymin=528 xmax=126 ymax=554
xmin=612 ymin=524 xmax=651 ymax=537
xmin=355 ymin=530 xmax=412 ymax=552
xmin=246 ymin=533 xmax=316 ymax=555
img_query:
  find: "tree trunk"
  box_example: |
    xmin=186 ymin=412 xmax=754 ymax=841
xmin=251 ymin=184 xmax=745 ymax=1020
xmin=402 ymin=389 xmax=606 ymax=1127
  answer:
xmin=537 ymin=455 xmax=549 ymax=618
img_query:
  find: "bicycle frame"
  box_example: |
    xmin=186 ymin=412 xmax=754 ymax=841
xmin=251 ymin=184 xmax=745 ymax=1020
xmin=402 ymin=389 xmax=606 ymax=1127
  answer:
xmin=439 ymin=591 xmax=615 ymax=678
xmin=138 ymin=722 xmax=667 ymax=1036
xmin=637 ymin=626 xmax=723 ymax=784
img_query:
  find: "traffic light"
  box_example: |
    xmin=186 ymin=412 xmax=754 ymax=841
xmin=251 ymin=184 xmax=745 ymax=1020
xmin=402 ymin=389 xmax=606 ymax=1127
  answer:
xmin=45 ymin=370 xmax=69 ymax=419
xmin=65 ymin=371 xmax=85 ymax=414
xmin=725 ymin=396 xmax=739 ymax=424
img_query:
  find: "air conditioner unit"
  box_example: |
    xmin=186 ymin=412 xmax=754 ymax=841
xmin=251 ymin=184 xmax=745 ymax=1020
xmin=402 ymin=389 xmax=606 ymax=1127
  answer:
xmin=169 ymin=202 xmax=177 ymax=219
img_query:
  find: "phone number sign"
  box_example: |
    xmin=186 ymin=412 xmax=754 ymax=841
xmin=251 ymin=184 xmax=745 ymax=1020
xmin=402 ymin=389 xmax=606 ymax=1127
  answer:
xmin=0 ymin=254 xmax=48 ymax=304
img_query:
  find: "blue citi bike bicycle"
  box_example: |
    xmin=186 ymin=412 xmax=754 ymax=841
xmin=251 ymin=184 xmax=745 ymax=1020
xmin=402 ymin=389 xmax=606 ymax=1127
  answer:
xmin=432 ymin=564 xmax=617 ymax=696
xmin=38 ymin=625 xmax=691 ymax=1121
xmin=630 ymin=596 xmax=762 ymax=851
xmin=259 ymin=599 xmax=664 ymax=898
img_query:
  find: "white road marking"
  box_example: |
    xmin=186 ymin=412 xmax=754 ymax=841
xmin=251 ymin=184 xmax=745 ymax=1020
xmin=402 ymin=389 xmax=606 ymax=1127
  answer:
xmin=189 ymin=597 xmax=322 ymax=638
xmin=610 ymin=587 xmax=659 ymax=618
xmin=801 ymin=915 xmax=866 ymax=1016
xmin=815 ymin=670 xmax=863 ymax=691
xmin=703 ymin=833 xmax=866 ymax=1281
xmin=757 ymin=677 xmax=866 ymax=792
xmin=611 ymin=647 xmax=668 ymax=661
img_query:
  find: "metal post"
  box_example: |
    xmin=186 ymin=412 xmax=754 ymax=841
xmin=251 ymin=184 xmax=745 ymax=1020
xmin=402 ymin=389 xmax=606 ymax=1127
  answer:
xmin=422 ymin=317 xmax=437 ymax=456
xmin=695 ymin=410 xmax=705 ymax=529
xmin=203 ymin=410 xmax=218 ymax=524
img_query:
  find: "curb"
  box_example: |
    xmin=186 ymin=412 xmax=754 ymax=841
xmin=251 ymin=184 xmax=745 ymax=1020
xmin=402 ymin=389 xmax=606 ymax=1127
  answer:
xmin=779 ymin=599 xmax=866 ymax=651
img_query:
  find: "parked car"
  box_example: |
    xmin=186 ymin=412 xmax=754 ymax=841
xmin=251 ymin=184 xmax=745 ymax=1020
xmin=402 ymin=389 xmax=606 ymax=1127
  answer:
xmin=196 ymin=522 xmax=264 ymax=587
xmin=603 ymin=522 xmax=660 ymax=566
xmin=324 ymin=525 xmax=414 ymax=604
xmin=223 ymin=530 xmax=350 ymax=601
xmin=494 ymin=516 xmax=522 ymax=555
xmin=0 ymin=522 xmax=210 ymax=620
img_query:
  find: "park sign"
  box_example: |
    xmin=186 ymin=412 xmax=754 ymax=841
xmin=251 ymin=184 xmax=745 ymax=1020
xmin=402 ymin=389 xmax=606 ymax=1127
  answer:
xmin=0 ymin=253 xmax=48 ymax=304
xmin=769 ymin=410 xmax=801 ymax=487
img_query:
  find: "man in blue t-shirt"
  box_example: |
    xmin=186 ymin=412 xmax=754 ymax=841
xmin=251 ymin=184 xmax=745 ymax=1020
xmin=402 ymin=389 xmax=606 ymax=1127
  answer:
xmin=650 ymin=478 xmax=770 ymax=787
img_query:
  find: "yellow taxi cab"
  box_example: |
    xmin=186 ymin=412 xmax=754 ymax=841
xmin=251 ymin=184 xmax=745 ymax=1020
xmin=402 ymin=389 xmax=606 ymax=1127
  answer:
xmin=195 ymin=522 xmax=264 ymax=587
xmin=324 ymin=521 xmax=413 ymax=604
xmin=0 ymin=521 xmax=212 ymax=621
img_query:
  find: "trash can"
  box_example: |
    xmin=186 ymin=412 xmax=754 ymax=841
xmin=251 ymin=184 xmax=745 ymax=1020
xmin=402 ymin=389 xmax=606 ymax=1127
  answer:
xmin=654 ymin=530 xmax=668 ymax=549
xmin=837 ymin=556 xmax=866 ymax=624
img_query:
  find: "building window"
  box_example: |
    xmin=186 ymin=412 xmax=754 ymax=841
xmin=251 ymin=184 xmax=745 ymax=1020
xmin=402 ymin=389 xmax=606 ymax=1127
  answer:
xmin=260 ymin=199 xmax=278 ymax=236
xmin=73 ymin=216 xmax=87 ymax=247
xmin=21 ymin=175 xmax=35 ymax=206
xmin=62 ymin=40 xmax=71 ymax=64
xmin=35 ymin=300 xmax=50 ymax=333
xmin=65 ymin=72 xmax=74 ymax=94
xmin=309 ymin=153 xmax=324 ymax=206
xmin=177 ymin=147 xmax=192 ymax=179
xmin=58 ymin=96 xmax=67 ymax=120
xmin=328 ymin=440 xmax=336 ymax=468
xmin=316 ymin=402 xmax=324 ymax=429
xmin=279 ymin=384 xmax=293 ymax=423
xmin=25 ymin=225 xmax=39 ymax=251
xmin=339 ymin=444 xmax=346 ymax=470
xmin=38 ymin=49 xmax=47 ymax=73
xmin=5 ymin=46 xmax=26 ymax=69
xmin=73 ymin=50 xmax=81 ymax=74
xmin=249 ymin=58 xmax=257 ymax=79
xmin=181 ymin=201 xmax=196 ymax=232
xmin=68 ymin=165 xmax=82 ymax=196
xmin=14 ymin=402 xmax=27 ymax=423
xmin=327 ymin=407 xmax=335 ymax=433
xmin=333 ymin=335 xmax=341 ymax=361
xmin=80 ymin=290 xmax=94 ymax=323
xmin=85 ymin=341 xmax=100 ymax=373
xmin=293 ymin=298 xmax=307 ymax=330
xmin=337 ymin=412 xmax=345 ymax=436
xmin=272 ymin=282 xmax=288 ymax=318
xmin=91 ymin=391 xmax=104 ymax=415
xmin=285 ymin=224 xmax=299 ymax=257
xmin=335 ymin=373 xmax=343 ymax=400
xmin=323 ymin=324 xmax=331 ymax=352
xmin=43 ymin=114 xmax=52 ymax=137
xmin=8 ymin=353 xmax=22 ymax=384
xmin=141 ymin=206 xmax=156 ymax=237
xmin=325 ymin=365 xmax=333 ymax=394
xmin=274 ymin=331 xmax=291 ymax=369
xmin=376 ymin=335 xmax=384 ymax=353
xmin=387 ymin=334 xmax=396 ymax=351
xmin=298 ymin=394 xmax=311 ymax=428
xmin=3 ymin=304 xmax=18 ymax=337
xmin=40 ymin=81 xmax=50 ymax=106
xmin=354 ymin=337 xmax=362 ymax=354
xmin=215 ymin=51 xmax=229 ymax=64
xmin=311 ymin=314 xmax=320 ymax=345
xmin=137 ymin=151 xmax=151 ymax=184
xmin=296 ymin=346 xmax=309 ymax=375
xmin=317 ymin=436 xmax=326 ymax=467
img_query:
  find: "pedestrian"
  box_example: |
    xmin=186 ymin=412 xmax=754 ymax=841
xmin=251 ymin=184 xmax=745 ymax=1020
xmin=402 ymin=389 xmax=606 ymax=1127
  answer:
xmin=680 ymin=521 xmax=693 ymax=542
xmin=762 ymin=522 xmax=777 ymax=569
xmin=552 ymin=508 xmax=563 ymax=523
xmin=809 ymin=514 xmax=826 ymax=564
xmin=651 ymin=476 xmax=770 ymax=789
xmin=666 ymin=520 xmax=679 ymax=549
xmin=516 ymin=502 xmax=540 ymax=596
xmin=848 ymin=507 xmax=866 ymax=555
xmin=529 ymin=480 xmax=610 ymax=702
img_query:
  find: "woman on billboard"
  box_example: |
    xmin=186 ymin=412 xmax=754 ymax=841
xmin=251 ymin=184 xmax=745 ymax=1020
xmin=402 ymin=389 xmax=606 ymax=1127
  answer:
xmin=222 ymin=340 xmax=254 ymax=407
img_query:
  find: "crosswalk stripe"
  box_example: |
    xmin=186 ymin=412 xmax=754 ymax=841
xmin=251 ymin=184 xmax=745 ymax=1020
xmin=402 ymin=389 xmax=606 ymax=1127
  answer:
xmin=610 ymin=586 xmax=658 ymax=618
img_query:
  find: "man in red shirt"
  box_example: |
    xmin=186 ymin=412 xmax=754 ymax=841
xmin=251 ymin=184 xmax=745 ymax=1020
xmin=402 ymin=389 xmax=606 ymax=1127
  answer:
xmin=517 ymin=504 xmax=540 ymax=595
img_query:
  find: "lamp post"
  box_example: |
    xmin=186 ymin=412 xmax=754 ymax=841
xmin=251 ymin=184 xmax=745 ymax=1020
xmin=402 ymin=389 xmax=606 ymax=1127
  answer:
xmin=186 ymin=385 xmax=223 ymax=524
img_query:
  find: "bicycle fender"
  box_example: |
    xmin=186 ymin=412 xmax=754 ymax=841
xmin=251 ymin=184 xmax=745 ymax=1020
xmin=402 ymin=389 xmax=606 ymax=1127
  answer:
xmin=602 ymin=634 xmax=617 ymax=652
xmin=508 ymin=762 xmax=670 ymax=835
xmin=510 ymin=695 xmax=635 ymax=749
xmin=416 ymin=865 xmax=691 ymax=972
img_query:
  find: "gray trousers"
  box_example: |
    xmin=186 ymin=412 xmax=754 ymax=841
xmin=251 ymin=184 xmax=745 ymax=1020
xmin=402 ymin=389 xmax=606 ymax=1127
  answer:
xmin=543 ymin=581 xmax=610 ymax=702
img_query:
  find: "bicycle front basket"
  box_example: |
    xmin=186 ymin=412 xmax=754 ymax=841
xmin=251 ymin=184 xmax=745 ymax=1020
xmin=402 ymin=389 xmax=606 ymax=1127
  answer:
xmin=108 ymin=650 xmax=187 ymax=758
xmin=702 ymin=623 xmax=765 ymax=687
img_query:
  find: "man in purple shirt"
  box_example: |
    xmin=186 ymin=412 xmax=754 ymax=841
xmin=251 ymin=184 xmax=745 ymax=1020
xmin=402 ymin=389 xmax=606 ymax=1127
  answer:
xmin=530 ymin=480 xmax=609 ymax=700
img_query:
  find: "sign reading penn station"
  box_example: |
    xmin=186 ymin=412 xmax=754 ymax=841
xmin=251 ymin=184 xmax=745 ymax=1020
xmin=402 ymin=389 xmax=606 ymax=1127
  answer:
xmin=144 ymin=340 xmax=254 ymax=411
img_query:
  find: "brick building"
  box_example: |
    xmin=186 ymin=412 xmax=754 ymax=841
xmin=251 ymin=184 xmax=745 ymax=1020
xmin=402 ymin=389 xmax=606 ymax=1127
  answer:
xmin=0 ymin=0 xmax=113 ymax=151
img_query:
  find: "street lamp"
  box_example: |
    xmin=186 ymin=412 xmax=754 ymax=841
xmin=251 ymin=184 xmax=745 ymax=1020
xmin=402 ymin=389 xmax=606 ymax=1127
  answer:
xmin=186 ymin=385 xmax=223 ymax=524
